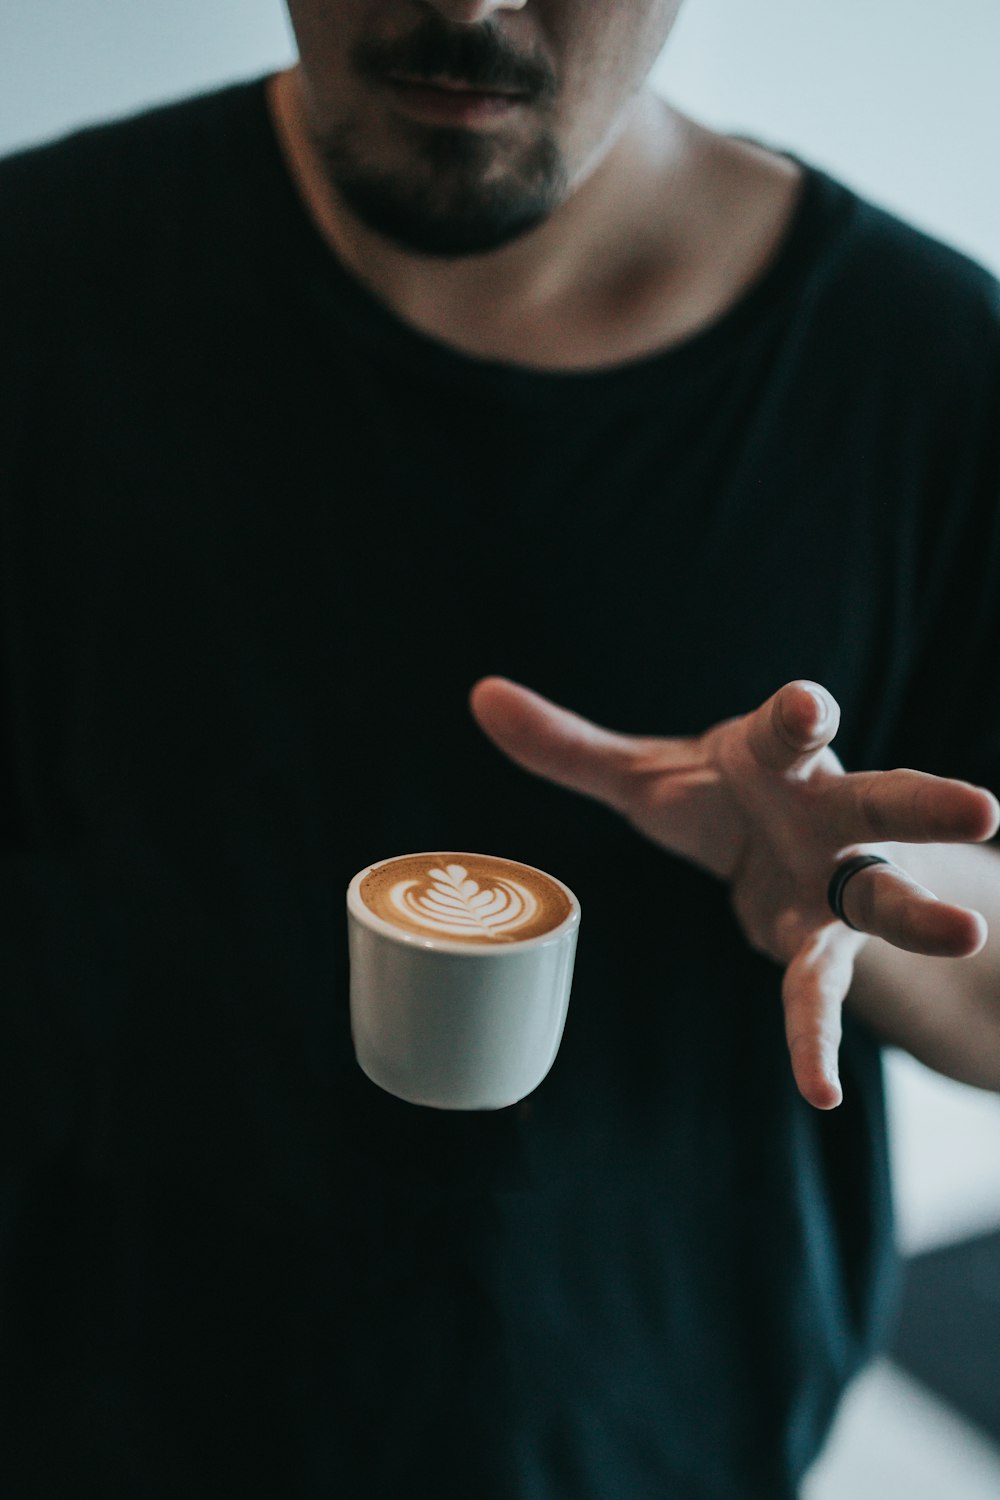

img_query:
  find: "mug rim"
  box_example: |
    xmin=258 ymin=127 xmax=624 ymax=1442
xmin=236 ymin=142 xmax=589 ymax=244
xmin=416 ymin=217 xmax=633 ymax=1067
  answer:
xmin=346 ymin=850 xmax=581 ymax=955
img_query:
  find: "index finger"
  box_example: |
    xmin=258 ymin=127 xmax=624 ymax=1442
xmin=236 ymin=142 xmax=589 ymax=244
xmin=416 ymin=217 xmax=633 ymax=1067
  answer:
xmin=830 ymin=768 xmax=1000 ymax=846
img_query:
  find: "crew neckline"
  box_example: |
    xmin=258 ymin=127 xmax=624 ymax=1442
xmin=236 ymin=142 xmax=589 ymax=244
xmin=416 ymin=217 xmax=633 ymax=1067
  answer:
xmin=245 ymin=74 xmax=855 ymax=405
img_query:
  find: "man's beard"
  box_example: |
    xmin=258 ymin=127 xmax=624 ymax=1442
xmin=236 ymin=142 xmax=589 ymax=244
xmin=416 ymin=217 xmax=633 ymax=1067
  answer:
xmin=311 ymin=12 xmax=567 ymax=257
xmin=312 ymin=115 xmax=568 ymax=258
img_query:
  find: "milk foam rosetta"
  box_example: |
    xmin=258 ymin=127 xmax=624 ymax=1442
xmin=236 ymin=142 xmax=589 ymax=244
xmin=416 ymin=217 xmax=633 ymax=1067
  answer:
xmin=359 ymin=854 xmax=573 ymax=944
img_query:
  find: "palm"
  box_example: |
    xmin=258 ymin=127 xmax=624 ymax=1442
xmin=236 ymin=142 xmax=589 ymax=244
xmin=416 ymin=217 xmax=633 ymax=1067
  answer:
xmin=611 ymin=729 xmax=750 ymax=879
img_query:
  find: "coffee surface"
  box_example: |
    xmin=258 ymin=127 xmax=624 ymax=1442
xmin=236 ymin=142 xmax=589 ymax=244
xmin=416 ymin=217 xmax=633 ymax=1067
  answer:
xmin=359 ymin=853 xmax=573 ymax=944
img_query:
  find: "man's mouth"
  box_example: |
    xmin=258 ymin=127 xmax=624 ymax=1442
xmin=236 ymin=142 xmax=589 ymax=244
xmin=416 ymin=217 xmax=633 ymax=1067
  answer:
xmin=384 ymin=74 xmax=531 ymax=127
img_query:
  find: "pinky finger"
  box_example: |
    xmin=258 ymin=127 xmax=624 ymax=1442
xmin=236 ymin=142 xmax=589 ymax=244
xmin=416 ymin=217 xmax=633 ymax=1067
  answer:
xmin=781 ymin=927 xmax=858 ymax=1110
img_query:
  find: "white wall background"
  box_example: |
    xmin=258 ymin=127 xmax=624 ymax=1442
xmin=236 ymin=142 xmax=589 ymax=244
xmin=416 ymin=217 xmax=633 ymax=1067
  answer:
xmin=3 ymin=2 xmax=1000 ymax=1492
xmin=0 ymin=0 xmax=295 ymax=152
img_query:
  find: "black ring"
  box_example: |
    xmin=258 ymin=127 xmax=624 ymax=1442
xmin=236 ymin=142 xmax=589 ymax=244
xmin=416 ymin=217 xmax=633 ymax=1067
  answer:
xmin=827 ymin=854 xmax=892 ymax=930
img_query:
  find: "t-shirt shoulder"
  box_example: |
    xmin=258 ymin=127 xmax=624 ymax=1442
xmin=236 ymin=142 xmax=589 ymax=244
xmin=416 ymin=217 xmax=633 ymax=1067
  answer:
xmin=816 ymin=174 xmax=1000 ymax=372
xmin=0 ymin=78 xmax=261 ymax=292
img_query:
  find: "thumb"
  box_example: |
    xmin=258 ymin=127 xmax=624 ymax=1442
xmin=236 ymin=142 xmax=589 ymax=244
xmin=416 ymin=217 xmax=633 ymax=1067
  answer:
xmin=469 ymin=677 xmax=640 ymax=810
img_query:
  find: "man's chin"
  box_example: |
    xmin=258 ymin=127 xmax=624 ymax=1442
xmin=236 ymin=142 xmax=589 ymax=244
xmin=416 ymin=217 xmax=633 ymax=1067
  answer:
xmin=335 ymin=180 xmax=554 ymax=258
xmin=321 ymin=127 xmax=568 ymax=258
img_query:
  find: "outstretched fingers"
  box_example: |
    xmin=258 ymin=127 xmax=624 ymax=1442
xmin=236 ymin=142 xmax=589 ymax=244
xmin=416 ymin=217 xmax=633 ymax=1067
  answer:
xmin=781 ymin=927 xmax=854 ymax=1110
xmin=782 ymin=868 xmax=986 ymax=1111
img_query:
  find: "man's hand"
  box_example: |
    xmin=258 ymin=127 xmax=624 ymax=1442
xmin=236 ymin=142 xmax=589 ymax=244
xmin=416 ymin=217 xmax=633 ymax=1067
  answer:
xmin=468 ymin=677 xmax=1000 ymax=1110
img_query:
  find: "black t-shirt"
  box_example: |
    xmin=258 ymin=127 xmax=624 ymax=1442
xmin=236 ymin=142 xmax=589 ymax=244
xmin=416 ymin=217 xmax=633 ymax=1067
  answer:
xmin=1 ymin=76 xmax=998 ymax=1500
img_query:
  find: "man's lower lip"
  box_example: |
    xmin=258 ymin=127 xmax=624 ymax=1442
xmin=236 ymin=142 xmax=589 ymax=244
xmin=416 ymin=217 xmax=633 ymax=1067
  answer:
xmin=385 ymin=80 xmax=526 ymax=126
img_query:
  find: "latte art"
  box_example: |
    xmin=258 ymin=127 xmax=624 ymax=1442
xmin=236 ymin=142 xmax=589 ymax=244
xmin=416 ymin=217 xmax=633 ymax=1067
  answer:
xmin=359 ymin=853 xmax=573 ymax=945
xmin=390 ymin=864 xmax=538 ymax=939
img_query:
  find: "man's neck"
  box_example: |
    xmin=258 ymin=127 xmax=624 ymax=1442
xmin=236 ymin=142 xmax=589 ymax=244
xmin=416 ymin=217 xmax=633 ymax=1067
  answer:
xmin=267 ymin=68 xmax=804 ymax=373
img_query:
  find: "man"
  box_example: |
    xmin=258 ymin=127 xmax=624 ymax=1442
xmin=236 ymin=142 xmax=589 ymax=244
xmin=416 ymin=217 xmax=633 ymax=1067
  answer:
xmin=2 ymin=2 xmax=998 ymax=1496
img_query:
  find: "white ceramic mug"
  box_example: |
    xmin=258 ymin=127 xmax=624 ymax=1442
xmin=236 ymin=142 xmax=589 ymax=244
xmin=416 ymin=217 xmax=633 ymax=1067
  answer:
xmin=346 ymin=852 xmax=581 ymax=1110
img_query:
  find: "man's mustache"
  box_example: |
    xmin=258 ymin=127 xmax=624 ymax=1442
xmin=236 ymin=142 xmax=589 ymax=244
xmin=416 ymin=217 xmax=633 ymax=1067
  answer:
xmin=354 ymin=17 xmax=557 ymax=101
